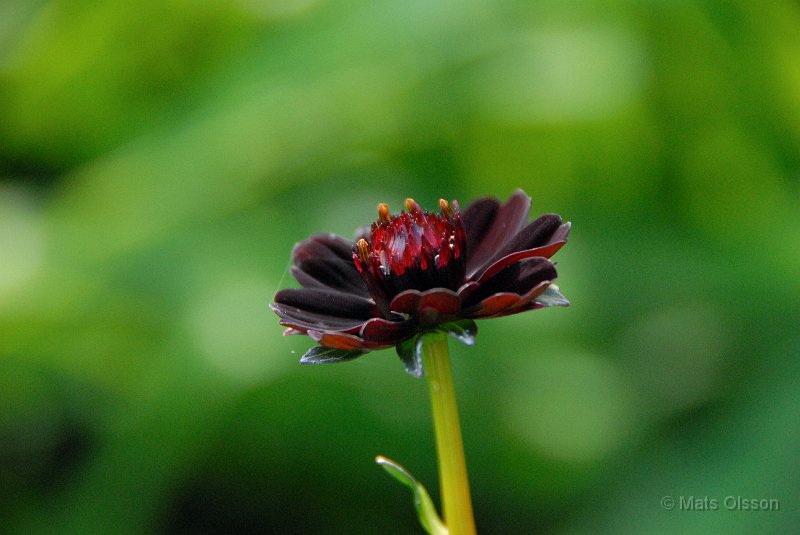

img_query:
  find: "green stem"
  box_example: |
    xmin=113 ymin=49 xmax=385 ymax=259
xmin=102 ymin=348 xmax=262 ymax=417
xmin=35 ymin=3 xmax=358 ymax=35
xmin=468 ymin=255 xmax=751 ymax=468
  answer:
xmin=422 ymin=332 xmax=476 ymax=535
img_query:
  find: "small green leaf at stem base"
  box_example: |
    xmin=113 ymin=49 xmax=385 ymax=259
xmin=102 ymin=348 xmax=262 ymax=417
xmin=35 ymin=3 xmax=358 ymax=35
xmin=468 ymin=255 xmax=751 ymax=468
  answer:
xmin=396 ymin=336 xmax=426 ymax=377
xmin=533 ymin=284 xmax=569 ymax=307
xmin=396 ymin=320 xmax=478 ymax=378
xmin=376 ymin=455 xmax=448 ymax=535
xmin=300 ymin=346 xmax=366 ymax=364
xmin=437 ymin=319 xmax=477 ymax=346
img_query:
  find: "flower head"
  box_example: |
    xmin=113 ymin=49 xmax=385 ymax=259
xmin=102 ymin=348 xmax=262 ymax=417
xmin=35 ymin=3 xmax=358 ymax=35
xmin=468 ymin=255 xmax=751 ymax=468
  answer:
xmin=270 ymin=189 xmax=570 ymax=375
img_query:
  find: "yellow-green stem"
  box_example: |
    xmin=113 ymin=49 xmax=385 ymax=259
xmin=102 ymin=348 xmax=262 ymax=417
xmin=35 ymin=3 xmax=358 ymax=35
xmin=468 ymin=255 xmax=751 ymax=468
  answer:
xmin=421 ymin=332 xmax=476 ymax=535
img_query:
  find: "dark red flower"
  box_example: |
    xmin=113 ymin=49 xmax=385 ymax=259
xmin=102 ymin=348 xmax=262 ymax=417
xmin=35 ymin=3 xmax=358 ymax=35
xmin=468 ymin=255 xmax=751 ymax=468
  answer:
xmin=270 ymin=189 xmax=570 ymax=375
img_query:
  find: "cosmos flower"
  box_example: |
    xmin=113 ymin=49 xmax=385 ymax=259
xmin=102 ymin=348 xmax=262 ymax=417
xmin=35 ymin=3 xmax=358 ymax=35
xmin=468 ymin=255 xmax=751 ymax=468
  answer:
xmin=270 ymin=189 xmax=570 ymax=376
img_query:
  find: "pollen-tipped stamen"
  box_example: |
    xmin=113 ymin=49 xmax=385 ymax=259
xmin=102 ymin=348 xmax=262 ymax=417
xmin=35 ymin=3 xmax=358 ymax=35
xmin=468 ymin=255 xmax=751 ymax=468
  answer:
xmin=439 ymin=198 xmax=453 ymax=218
xmin=356 ymin=238 xmax=371 ymax=263
xmin=405 ymin=198 xmax=421 ymax=213
xmin=378 ymin=203 xmax=391 ymax=222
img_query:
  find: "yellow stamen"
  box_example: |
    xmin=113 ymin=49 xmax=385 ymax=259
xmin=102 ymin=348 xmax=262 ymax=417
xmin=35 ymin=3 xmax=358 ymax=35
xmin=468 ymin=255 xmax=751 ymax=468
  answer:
xmin=377 ymin=203 xmax=391 ymax=222
xmin=405 ymin=198 xmax=421 ymax=213
xmin=356 ymin=238 xmax=370 ymax=263
xmin=439 ymin=198 xmax=453 ymax=217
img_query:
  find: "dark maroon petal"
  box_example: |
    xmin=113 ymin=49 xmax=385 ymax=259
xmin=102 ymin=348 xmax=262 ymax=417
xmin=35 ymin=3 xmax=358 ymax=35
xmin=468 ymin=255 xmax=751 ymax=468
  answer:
xmin=515 ymin=279 xmax=551 ymax=306
xmin=490 ymin=298 xmax=551 ymax=319
xmin=491 ymin=285 xmax=567 ymax=318
xmin=308 ymin=330 xmax=391 ymax=350
xmin=482 ymin=301 xmax=546 ymax=318
xmin=418 ymin=289 xmax=461 ymax=315
xmin=417 ymin=288 xmax=461 ymax=326
xmin=493 ymin=280 xmax=551 ymax=315
xmin=388 ymin=288 xmax=461 ymax=325
xmin=455 ymin=281 xmax=480 ymax=301
xmin=274 ymin=288 xmax=377 ymax=319
xmin=292 ymin=233 xmax=354 ymax=264
xmin=481 ymin=214 xmax=563 ymax=267
xmin=390 ymin=289 xmax=422 ymax=315
xmin=290 ymin=267 xmax=329 ymax=290
xmin=466 ymin=190 xmax=532 ymax=278
xmin=464 ymin=293 xmax=521 ymax=317
xmin=550 ymin=221 xmax=571 ymax=244
xmin=291 ymin=258 xmax=369 ymax=297
xmin=359 ymin=317 xmax=416 ymax=343
xmin=462 ymin=197 xmax=499 ymax=259
xmin=271 ymin=304 xmax=366 ymax=333
xmin=290 ymin=233 xmax=370 ymax=297
xmin=463 ymin=280 xmax=551 ymax=318
xmin=464 ymin=257 xmax=556 ymax=307
xmin=474 ymin=242 xmax=565 ymax=286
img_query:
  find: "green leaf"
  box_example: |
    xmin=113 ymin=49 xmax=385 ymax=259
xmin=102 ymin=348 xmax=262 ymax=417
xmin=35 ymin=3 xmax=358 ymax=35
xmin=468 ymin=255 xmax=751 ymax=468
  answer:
xmin=376 ymin=455 xmax=448 ymax=535
xmin=396 ymin=335 xmax=425 ymax=378
xmin=299 ymin=345 xmax=366 ymax=364
xmin=397 ymin=321 xmax=478 ymax=378
xmin=436 ymin=319 xmax=478 ymax=346
xmin=534 ymin=284 xmax=570 ymax=307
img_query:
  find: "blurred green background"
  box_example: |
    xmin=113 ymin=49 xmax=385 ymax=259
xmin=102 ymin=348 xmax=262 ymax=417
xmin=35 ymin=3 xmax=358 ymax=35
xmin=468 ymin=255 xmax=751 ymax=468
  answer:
xmin=2 ymin=0 xmax=799 ymax=533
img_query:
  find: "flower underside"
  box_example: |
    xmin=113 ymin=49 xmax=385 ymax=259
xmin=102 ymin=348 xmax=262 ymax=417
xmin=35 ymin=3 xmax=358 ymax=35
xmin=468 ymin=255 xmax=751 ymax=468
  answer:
xmin=271 ymin=189 xmax=571 ymax=375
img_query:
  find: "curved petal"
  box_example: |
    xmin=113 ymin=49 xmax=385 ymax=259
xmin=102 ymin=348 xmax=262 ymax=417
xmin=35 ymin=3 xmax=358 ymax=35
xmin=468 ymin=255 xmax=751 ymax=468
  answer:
xmin=389 ymin=288 xmax=461 ymax=325
xmin=462 ymin=197 xmax=499 ymax=259
xmin=487 ymin=284 xmax=568 ymax=318
xmin=308 ymin=330 xmax=392 ymax=351
xmin=465 ymin=189 xmax=531 ymax=278
xmin=463 ymin=257 xmax=556 ymax=307
xmin=489 ymin=214 xmax=563 ymax=260
xmin=390 ymin=289 xmax=422 ymax=315
xmin=274 ymin=288 xmax=378 ymax=319
xmin=474 ymin=241 xmax=565 ymax=286
xmin=418 ymin=288 xmax=461 ymax=326
xmin=271 ymin=304 xmax=366 ymax=333
xmin=463 ymin=280 xmax=552 ymax=319
xmin=482 ymin=281 xmax=569 ymax=318
xmin=290 ymin=234 xmax=369 ymax=297
xmin=359 ymin=317 xmax=416 ymax=343
xmin=291 ymin=258 xmax=369 ymax=297
xmin=482 ymin=301 xmax=546 ymax=318
xmin=463 ymin=293 xmax=521 ymax=317
xmin=550 ymin=221 xmax=572 ymax=244
xmin=481 ymin=301 xmax=545 ymax=319
xmin=455 ymin=281 xmax=480 ymax=301
xmin=418 ymin=289 xmax=461 ymax=315
xmin=292 ymin=233 xmax=354 ymax=263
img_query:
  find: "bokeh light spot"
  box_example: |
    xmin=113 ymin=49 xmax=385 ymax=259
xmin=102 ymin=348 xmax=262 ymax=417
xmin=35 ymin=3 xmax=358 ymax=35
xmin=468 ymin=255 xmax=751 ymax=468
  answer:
xmin=0 ymin=186 xmax=45 ymax=303
xmin=472 ymin=26 xmax=647 ymax=124
xmin=503 ymin=351 xmax=636 ymax=463
xmin=186 ymin=277 xmax=289 ymax=384
xmin=618 ymin=303 xmax=728 ymax=416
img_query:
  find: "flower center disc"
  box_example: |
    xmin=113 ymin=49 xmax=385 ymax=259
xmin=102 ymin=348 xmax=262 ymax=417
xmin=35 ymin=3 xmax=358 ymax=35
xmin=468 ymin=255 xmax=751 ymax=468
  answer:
xmin=353 ymin=198 xmax=467 ymax=300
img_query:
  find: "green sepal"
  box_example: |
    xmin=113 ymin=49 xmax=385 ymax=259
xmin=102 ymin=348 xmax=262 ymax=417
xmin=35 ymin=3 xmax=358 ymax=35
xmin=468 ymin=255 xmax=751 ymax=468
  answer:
xmin=436 ymin=319 xmax=478 ymax=346
xmin=396 ymin=336 xmax=425 ymax=378
xmin=396 ymin=320 xmax=478 ymax=378
xmin=534 ymin=284 xmax=570 ymax=307
xmin=300 ymin=345 xmax=366 ymax=364
xmin=376 ymin=455 xmax=448 ymax=535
